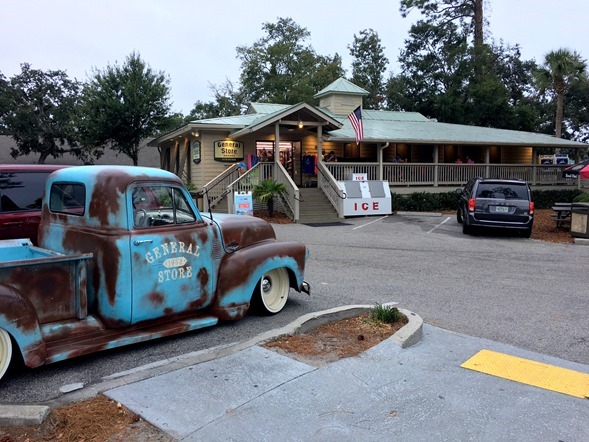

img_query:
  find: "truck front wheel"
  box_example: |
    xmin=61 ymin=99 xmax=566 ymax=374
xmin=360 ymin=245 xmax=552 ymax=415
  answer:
xmin=252 ymin=268 xmax=290 ymax=315
xmin=0 ymin=328 xmax=12 ymax=381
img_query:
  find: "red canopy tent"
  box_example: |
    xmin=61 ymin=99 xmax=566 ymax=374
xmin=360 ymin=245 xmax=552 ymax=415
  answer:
xmin=562 ymin=159 xmax=589 ymax=179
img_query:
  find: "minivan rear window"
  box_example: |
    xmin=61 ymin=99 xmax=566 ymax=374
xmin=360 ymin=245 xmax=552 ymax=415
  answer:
xmin=0 ymin=171 xmax=50 ymax=212
xmin=476 ymin=183 xmax=529 ymax=200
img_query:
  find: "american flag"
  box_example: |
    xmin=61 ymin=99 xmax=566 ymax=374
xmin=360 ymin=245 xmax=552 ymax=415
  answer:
xmin=348 ymin=106 xmax=364 ymax=145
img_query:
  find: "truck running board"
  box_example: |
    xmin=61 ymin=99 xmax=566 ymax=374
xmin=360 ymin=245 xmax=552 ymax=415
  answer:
xmin=44 ymin=315 xmax=219 ymax=364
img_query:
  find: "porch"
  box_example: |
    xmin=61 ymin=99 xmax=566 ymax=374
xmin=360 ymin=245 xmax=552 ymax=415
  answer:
xmin=199 ymin=161 xmax=584 ymax=223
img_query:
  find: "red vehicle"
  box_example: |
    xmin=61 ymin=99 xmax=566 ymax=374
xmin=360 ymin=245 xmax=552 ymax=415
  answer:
xmin=0 ymin=164 xmax=68 ymax=245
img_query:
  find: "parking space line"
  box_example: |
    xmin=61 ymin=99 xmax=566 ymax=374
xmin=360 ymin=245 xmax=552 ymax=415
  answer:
xmin=353 ymin=215 xmax=389 ymax=230
xmin=427 ymin=216 xmax=451 ymax=233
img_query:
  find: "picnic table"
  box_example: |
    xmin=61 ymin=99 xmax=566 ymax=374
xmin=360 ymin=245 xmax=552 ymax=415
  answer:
xmin=551 ymin=203 xmax=573 ymax=228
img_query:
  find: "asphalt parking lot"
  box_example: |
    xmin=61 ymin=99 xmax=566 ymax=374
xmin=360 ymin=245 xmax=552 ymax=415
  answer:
xmin=2 ymin=212 xmax=588 ymax=404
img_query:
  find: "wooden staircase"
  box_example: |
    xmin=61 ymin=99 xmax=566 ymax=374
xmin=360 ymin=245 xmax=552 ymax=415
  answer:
xmin=297 ymin=188 xmax=340 ymax=224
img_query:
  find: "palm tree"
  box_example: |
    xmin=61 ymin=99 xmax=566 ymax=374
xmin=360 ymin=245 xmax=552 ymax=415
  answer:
xmin=534 ymin=49 xmax=587 ymax=138
xmin=252 ymin=179 xmax=286 ymax=217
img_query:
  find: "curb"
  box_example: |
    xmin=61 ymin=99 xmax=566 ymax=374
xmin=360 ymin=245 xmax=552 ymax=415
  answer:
xmin=395 ymin=211 xmax=443 ymax=217
xmin=1 ymin=304 xmax=423 ymax=426
xmin=0 ymin=404 xmax=49 ymax=427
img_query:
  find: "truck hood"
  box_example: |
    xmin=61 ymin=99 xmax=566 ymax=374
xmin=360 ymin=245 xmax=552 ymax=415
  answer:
xmin=203 ymin=213 xmax=277 ymax=250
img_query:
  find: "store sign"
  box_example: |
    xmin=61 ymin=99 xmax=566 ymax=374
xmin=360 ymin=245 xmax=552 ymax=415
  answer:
xmin=214 ymin=140 xmax=244 ymax=162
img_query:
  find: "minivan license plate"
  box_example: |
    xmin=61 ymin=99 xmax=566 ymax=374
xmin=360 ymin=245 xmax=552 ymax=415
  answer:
xmin=495 ymin=206 xmax=509 ymax=213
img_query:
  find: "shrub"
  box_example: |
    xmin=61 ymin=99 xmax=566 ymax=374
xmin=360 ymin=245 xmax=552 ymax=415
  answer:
xmin=252 ymin=179 xmax=286 ymax=217
xmin=573 ymin=192 xmax=589 ymax=202
xmin=531 ymin=189 xmax=583 ymax=208
xmin=391 ymin=188 xmax=584 ymax=211
xmin=392 ymin=191 xmax=459 ymax=212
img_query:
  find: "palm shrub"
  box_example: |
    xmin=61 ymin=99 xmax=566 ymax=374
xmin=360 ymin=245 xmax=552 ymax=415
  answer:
xmin=252 ymin=179 xmax=286 ymax=217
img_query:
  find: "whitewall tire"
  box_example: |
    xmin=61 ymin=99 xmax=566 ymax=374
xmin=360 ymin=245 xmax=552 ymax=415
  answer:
xmin=254 ymin=268 xmax=290 ymax=315
xmin=0 ymin=328 xmax=13 ymax=381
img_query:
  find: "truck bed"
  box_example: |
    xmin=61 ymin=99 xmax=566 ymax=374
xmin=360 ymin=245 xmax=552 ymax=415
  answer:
xmin=0 ymin=239 xmax=93 ymax=323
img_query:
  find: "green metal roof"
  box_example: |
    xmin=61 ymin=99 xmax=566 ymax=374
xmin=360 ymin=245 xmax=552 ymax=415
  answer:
xmin=326 ymin=115 xmax=585 ymax=147
xmin=230 ymin=102 xmax=342 ymax=138
xmin=314 ymin=77 xmax=369 ymax=99
xmin=361 ymin=109 xmax=430 ymax=122
xmin=247 ymin=103 xmax=291 ymax=114
xmin=191 ymin=114 xmax=258 ymax=126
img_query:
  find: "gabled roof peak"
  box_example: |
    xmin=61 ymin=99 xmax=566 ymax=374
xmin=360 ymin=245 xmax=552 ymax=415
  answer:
xmin=314 ymin=77 xmax=369 ymax=99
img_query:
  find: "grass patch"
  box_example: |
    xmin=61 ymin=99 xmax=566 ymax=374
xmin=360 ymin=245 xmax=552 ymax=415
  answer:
xmin=368 ymin=304 xmax=401 ymax=325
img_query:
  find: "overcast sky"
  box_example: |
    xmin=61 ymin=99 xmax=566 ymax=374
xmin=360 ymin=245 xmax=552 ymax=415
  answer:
xmin=2 ymin=0 xmax=588 ymax=115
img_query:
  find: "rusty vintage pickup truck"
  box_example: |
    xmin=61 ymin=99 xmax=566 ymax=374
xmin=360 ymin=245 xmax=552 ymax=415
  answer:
xmin=0 ymin=166 xmax=310 ymax=381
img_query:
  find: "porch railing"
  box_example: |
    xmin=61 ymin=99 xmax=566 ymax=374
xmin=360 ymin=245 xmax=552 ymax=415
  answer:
xmin=325 ymin=162 xmax=572 ymax=187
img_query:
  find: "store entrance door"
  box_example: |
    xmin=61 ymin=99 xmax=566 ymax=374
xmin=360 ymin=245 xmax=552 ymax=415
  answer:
xmin=256 ymin=141 xmax=302 ymax=187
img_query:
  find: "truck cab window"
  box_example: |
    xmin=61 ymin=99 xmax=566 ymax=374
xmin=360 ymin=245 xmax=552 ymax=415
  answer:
xmin=49 ymin=183 xmax=86 ymax=215
xmin=132 ymin=185 xmax=196 ymax=227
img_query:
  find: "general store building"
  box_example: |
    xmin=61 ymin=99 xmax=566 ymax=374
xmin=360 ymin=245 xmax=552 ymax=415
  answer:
xmin=149 ymin=78 xmax=586 ymax=222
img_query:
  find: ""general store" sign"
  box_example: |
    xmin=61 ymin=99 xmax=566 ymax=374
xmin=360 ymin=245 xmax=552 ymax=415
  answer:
xmin=214 ymin=140 xmax=244 ymax=162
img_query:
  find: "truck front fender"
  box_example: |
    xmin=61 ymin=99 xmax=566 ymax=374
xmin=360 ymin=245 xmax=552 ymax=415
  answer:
xmin=210 ymin=241 xmax=308 ymax=320
xmin=0 ymin=284 xmax=47 ymax=368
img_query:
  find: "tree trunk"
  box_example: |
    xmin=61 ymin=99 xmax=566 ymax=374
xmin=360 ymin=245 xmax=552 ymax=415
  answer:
xmin=555 ymin=91 xmax=564 ymax=138
xmin=38 ymin=152 xmax=49 ymax=164
xmin=267 ymin=198 xmax=274 ymax=217
xmin=473 ymin=0 xmax=483 ymax=47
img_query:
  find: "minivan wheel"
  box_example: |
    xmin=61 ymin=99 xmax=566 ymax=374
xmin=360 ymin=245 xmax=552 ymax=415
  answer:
xmin=456 ymin=208 xmax=463 ymax=223
xmin=462 ymin=210 xmax=471 ymax=234
xmin=521 ymin=228 xmax=532 ymax=239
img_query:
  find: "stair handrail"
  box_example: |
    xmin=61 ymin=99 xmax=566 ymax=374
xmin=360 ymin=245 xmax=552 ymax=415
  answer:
xmin=201 ymin=163 xmax=241 ymax=211
xmin=225 ymin=162 xmax=299 ymax=221
xmin=317 ymin=161 xmax=346 ymax=218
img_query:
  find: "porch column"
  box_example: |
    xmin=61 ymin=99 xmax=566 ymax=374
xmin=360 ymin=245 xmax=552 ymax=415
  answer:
xmin=531 ymin=147 xmax=537 ymax=185
xmin=433 ymin=145 xmax=439 ymax=186
xmin=485 ymin=146 xmax=490 ymax=177
xmin=274 ymin=122 xmax=280 ymax=176
xmin=317 ymin=125 xmax=323 ymax=161
xmin=378 ymin=142 xmax=389 ymax=180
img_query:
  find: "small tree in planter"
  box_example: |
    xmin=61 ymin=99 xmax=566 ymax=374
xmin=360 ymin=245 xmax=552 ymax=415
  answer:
xmin=252 ymin=179 xmax=286 ymax=217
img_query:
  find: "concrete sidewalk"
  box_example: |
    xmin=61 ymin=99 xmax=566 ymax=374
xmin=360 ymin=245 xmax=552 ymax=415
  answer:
xmin=3 ymin=306 xmax=588 ymax=440
xmin=103 ymin=313 xmax=588 ymax=441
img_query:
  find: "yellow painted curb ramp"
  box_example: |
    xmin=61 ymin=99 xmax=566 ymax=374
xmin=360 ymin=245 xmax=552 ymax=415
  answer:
xmin=461 ymin=349 xmax=589 ymax=399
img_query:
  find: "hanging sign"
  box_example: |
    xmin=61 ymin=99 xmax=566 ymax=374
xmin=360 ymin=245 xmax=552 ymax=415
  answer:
xmin=214 ymin=140 xmax=244 ymax=162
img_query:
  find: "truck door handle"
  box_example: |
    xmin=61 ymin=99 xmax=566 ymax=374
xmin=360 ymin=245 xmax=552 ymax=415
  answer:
xmin=133 ymin=239 xmax=153 ymax=246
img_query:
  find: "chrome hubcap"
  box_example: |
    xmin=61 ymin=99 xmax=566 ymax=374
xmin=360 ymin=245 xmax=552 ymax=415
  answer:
xmin=262 ymin=277 xmax=271 ymax=294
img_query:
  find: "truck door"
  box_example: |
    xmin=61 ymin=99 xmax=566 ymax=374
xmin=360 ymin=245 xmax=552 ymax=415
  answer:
xmin=128 ymin=183 xmax=215 ymax=324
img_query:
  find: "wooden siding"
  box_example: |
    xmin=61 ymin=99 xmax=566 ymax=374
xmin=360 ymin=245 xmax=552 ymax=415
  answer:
xmin=318 ymin=94 xmax=362 ymax=116
xmin=501 ymin=146 xmax=533 ymax=164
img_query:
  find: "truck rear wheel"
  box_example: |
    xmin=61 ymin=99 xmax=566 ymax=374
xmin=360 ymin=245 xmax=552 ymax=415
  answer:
xmin=0 ymin=328 xmax=12 ymax=381
xmin=252 ymin=268 xmax=289 ymax=315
